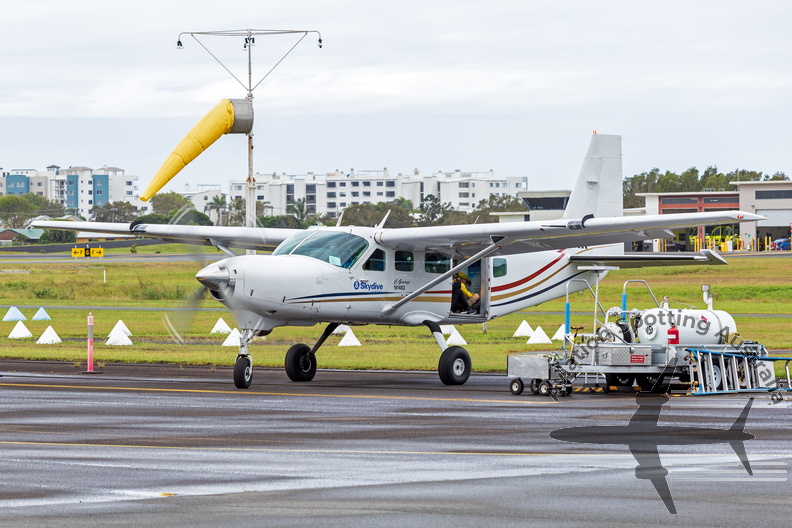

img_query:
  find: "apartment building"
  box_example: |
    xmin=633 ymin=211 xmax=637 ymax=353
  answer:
xmin=228 ymin=168 xmax=528 ymax=217
xmin=0 ymin=166 xmax=149 ymax=218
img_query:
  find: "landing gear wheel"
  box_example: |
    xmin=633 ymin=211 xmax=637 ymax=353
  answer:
xmin=438 ymin=346 xmax=471 ymax=385
xmin=234 ymin=355 xmax=252 ymax=389
xmin=510 ymin=378 xmax=524 ymax=396
xmin=285 ymin=343 xmax=317 ymax=382
xmin=538 ymin=380 xmax=552 ymax=396
xmin=605 ymin=373 xmax=634 ymax=387
xmin=530 ymin=379 xmax=541 ymax=395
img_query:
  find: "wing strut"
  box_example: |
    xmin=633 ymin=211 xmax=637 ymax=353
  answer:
xmin=380 ymin=239 xmax=505 ymax=317
xmin=208 ymin=238 xmax=239 ymax=257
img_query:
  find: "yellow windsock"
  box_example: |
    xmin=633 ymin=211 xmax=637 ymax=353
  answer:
xmin=141 ymin=98 xmax=254 ymax=201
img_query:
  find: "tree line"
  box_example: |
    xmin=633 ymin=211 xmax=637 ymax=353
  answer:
xmin=623 ymin=166 xmax=788 ymax=209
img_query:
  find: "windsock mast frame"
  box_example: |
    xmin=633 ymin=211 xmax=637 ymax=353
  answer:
xmin=176 ymin=28 xmax=322 ymax=231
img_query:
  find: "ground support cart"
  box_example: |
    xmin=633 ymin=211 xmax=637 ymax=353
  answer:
xmin=508 ymin=341 xmax=792 ymax=397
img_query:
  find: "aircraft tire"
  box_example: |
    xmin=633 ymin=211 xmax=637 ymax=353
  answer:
xmin=234 ymin=355 xmax=252 ymax=389
xmin=285 ymin=344 xmax=317 ymax=382
xmin=510 ymin=378 xmax=524 ymax=396
xmin=438 ymin=346 xmax=471 ymax=385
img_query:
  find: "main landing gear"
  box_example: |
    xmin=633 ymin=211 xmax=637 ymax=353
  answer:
xmin=426 ymin=320 xmax=472 ymax=385
xmin=284 ymin=323 xmax=339 ymax=382
xmin=283 ymin=321 xmax=472 ymax=385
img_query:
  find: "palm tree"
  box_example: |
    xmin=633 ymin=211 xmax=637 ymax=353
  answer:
xmin=207 ymin=194 xmax=227 ymax=226
xmin=287 ymin=197 xmax=308 ymax=223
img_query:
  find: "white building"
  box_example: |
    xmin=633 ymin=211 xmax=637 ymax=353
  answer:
xmin=1 ymin=165 xmax=150 ymax=219
xmin=179 ymin=184 xmax=225 ymax=220
xmin=228 ymin=168 xmax=528 ymax=218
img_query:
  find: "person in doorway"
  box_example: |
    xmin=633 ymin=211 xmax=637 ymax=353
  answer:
xmin=450 ymin=272 xmax=480 ymax=314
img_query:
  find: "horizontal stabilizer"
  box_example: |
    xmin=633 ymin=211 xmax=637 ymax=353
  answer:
xmin=570 ymin=249 xmax=727 ymax=268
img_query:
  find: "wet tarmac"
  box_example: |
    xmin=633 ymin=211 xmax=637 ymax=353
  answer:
xmin=0 ymin=361 xmax=789 ymax=527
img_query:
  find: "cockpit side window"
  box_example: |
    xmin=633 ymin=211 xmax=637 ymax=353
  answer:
xmin=363 ymin=248 xmax=386 ymax=271
xmin=273 ymin=231 xmax=369 ymax=269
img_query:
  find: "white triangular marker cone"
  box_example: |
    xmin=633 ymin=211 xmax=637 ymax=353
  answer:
xmin=36 ymin=326 xmax=61 ymax=344
xmin=338 ymin=330 xmax=361 ymax=346
xmin=106 ymin=328 xmax=133 ymax=345
xmin=439 ymin=325 xmax=456 ymax=335
xmin=513 ymin=320 xmax=533 ymax=337
xmin=111 ymin=320 xmax=132 ymax=337
xmin=3 ymin=306 xmax=26 ymax=322
xmin=210 ymin=318 xmax=232 ymax=334
xmin=551 ymin=324 xmax=566 ymax=341
xmin=32 ymin=307 xmax=51 ymax=321
xmin=222 ymin=328 xmax=241 ymax=347
xmin=332 ymin=324 xmax=351 ymax=335
xmin=446 ymin=328 xmax=468 ymax=346
xmin=527 ymin=326 xmax=552 ymax=344
xmin=8 ymin=321 xmax=33 ymax=339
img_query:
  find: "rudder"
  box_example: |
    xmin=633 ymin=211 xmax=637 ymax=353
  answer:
xmin=563 ymin=133 xmax=623 ymax=220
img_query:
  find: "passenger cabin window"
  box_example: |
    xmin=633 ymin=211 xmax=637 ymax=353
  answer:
xmin=363 ymin=249 xmax=386 ymax=271
xmin=395 ymin=251 xmax=414 ymax=272
xmin=493 ymin=258 xmax=507 ymax=278
xmin=272 ymin=231 xmax=368 ymax=269
xmin=425 ymin=253 xmax=451 ymax=274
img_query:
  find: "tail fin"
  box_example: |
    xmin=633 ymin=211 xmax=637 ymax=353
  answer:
xmin=563 ymin=133 xmax=623 ymax=220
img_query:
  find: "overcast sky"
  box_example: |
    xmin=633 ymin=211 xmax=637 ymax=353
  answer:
xmin=2 ymin=0 xmax=791 ymax=194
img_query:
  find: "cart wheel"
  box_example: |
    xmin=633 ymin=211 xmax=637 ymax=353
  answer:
xmin=605 ymin=373 xmax=634 ymax=387
xmin=538 ymin=380 xmax=552 ymax=396
xmin=530 ymin=379 xmax=541 ymax=395
xmin=510 ymin=378 xmax=524 ymax=396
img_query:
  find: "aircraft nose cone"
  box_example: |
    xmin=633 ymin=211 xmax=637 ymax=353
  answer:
xmin=196 ymin=262 xmax=230 ymax=291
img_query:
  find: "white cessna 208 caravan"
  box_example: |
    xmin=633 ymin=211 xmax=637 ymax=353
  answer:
xmin=35 ymin=134 xmax=761 ymax=388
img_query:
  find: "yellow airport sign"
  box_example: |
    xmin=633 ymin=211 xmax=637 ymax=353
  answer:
xmin=72 ymin=247 xmax=104 ymax=258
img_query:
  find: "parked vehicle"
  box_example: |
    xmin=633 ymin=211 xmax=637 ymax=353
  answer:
xmin=772 ymin=238 xmax=790 ymax=250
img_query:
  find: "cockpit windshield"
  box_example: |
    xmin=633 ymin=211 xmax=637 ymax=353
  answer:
xmin=272 ymin=231 xmax=369 ymax=269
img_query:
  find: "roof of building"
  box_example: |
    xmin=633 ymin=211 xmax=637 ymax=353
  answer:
xmin=636 ymin=190 xmax=738 ymax=197
xmin=729 ymin=180 xmax=792 ymax=187
xmin=2 ymin=228 xmax=45 ymax=240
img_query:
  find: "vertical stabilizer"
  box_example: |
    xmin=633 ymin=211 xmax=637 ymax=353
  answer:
xmin=563 ymin=133 xmax=623 ymax=219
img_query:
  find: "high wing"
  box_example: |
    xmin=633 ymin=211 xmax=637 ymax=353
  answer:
xmin=31 ymin=220 xmax=302 ymax=252
xmin=376 ymin=211 xmax=763 ymax=257
xmin=35 ymin=211 xmax=761 ymax=255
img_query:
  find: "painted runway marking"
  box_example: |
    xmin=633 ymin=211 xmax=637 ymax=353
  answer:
xmin=1 ymin=440 xmax=788 ymax=460
xmin=0 ymin=381 xmax=554 ymax=405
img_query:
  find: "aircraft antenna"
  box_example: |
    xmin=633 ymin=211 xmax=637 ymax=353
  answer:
xmin=175 ymin=29 xmax=323 ymax=241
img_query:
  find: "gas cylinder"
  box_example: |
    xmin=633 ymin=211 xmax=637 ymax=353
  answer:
xmin=635 ymin=308 xmax=736 ymax=345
